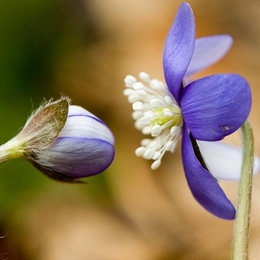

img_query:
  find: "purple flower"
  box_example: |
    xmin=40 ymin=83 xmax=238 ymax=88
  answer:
xmin=124 ymin=3 xmax=255 ymax=219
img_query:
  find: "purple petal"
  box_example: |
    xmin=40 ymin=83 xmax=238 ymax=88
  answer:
xmin=181 ymin=74 xmax=251 ymax=141
xmin=185 ymin=35 xmax=233 ymax=77
xmin=163 ymin=2 xmax=195 ymax=101
xmin=36 ymin=137 xmax=115 ymax=178
xmin=181 ymin=125 xmax=236 ymax=219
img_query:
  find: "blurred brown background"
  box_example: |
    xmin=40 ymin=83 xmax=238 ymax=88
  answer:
xmin=0 ymin=0 xmax=260 ymax=259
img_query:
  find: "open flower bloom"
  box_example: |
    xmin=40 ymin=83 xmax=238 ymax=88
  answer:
xmin=0 ymin=97 xmax=115 ymax=182
xmin=124 ymin=2 xmax=259 ymax=219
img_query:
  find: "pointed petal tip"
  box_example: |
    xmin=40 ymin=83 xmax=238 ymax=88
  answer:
xmin=163 ymin=2 xmax=195 ymax=101
xmin=185 ymin=34 xmax=233 ymax=77
xmin=182 ymin=125 xmax=236 ymax=219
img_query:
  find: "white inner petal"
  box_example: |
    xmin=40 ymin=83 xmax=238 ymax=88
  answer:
xmin=198 ymin=140 xmax=260 ymax=180
xmin=61 ymin=106 xmax=115 ymax=145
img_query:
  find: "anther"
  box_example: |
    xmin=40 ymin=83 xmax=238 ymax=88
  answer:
xmin=135 ymin=147 xmax=145 ymax=157
xmin=128 ymin=94 xmax=140 ymax=103
xmin=132 ymin=111 xmax=143 ymax=120
xmin=144 ymin=149 xmax=155 ymax=159
xmin=150 ymin=98 xmax=164 ymax=108
xmin=170 ymin=126 xmax=178 ymax=136
xmin=123 ymin=89 xmax=134 ymax=96
xmin=151 ymin=125 xmax=162 ymax=137
xmin=132 ymin=102 xmax=143 ymax=111
xmin=140 ymin=116 xmax=151 ymax=125
xmin=139 ymin=72 xmax=150 ymax=82
xmin=141 ymin=139 xmax=152 ymax=146
xmin=152 ymin=151 xmax=161 ymax=160
xmin=150 ymin=80 xmax=164 ymax=90
xmin=124 ymin=75 xmax=137 ymax=86
xmin=151 ymin=160 xmax=161 ymax=170
xmin=165 ymin=140 xmax=174 ymax=151
xmin=133 ymin=82 xmax=144 ymax=90
xmin=142 ymin=126 xmax=151 ymax=135
xmin=163 ymin=108 xmax=173 ymax=117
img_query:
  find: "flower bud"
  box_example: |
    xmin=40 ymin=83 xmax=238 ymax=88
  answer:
xmin=0 ymin=97 xmax=115 ymax=182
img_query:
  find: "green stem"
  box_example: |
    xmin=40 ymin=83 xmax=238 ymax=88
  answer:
xmin=0 ymin=138 xmax=24 ymax=163
xmin=231 ymin=121 xmax=254 ymax=260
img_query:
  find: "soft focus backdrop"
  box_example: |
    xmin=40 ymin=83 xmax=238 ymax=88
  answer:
xmin=0 ymin=0 xmax=260 ymax=259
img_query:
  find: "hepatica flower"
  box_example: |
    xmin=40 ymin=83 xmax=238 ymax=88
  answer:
xmin=0 ymin=96 xmax=115 ymax=182
xmin=124 ymin=3 xmax=254 ymax=219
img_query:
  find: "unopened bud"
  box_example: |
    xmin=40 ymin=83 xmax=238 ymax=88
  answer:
xmin=0 ymin=97 xmax=115 ymax=182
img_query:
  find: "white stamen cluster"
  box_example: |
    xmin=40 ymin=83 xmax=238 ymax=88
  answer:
xmin=124 ymin=72 xmax=183 ymax=170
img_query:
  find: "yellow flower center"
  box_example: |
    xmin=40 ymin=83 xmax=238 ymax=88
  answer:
xmin=151 ymin=106 xmax=182 ymax=127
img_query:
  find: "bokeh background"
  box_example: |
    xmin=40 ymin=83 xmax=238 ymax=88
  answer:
xmin=0 ymin=0 xmax=260 ymax=259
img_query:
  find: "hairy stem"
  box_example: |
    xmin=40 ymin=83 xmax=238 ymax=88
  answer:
xmin=231 ymin=121 xmax=254 ymax=260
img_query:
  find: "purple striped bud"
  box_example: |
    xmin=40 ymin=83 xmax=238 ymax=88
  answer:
xmin=0 ymin=97 xmax=115 ymax=182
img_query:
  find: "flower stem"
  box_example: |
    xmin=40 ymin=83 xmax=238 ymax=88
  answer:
xmin=231 ymin=121 xmax=254 ymax=260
